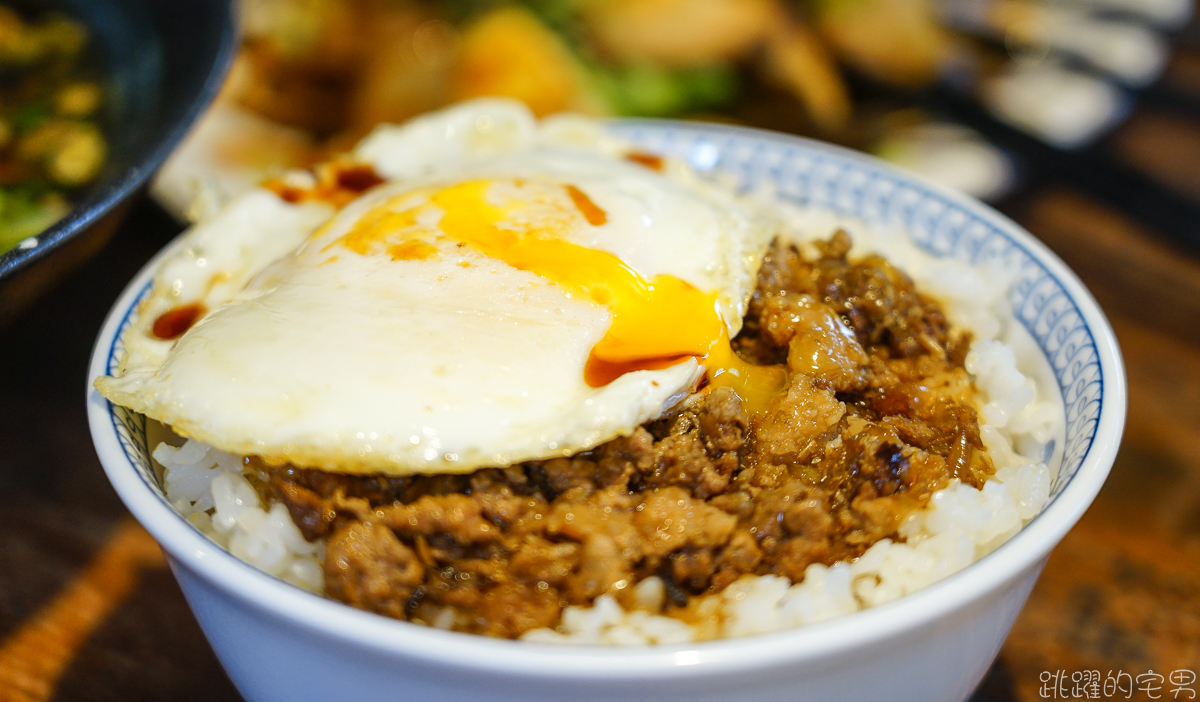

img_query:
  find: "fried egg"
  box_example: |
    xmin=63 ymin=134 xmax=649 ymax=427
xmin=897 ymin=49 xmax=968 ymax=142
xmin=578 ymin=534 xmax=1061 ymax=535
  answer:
xmin=96 ymin=99 xmax=778 ymax=475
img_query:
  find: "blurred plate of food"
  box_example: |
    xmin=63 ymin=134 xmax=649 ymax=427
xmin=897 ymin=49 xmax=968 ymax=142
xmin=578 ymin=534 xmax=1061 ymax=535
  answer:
xmin=154 ymin=0 xmax=1192 ymax=224
xmin=0 ymin=0 xmax=234 ymax=324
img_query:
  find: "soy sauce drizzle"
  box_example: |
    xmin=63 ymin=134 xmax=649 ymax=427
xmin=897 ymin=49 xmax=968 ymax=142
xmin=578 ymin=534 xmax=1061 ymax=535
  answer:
xmin=151 ymin=303 xmax=206 ymax=340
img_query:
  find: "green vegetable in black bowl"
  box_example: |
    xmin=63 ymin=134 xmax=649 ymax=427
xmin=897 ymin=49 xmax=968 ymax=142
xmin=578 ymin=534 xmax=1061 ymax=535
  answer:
xmin=0 ymin=0 xmax=234 ymax=325
xmin=0 ymin=5 xmax=108 ymax=255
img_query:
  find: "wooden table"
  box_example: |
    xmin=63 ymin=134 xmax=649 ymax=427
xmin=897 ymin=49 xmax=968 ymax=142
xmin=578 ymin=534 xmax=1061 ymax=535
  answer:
xmin=2 ymin=92 xmax=1199 ymax=702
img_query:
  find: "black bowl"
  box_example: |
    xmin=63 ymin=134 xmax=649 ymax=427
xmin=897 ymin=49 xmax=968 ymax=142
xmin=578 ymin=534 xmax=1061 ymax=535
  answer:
xmin=0 ymin=0 xmax=234 ymax=323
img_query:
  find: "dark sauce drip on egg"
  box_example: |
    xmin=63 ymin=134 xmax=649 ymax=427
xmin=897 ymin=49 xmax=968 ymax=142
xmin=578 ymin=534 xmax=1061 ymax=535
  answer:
xmin=625 ymin=152 xmax=665 ymax=171
xmin=583 ymin=353 xmax=693 ymax=387
xmin=264 ymin=162 xmax=386 ymax=208
xmin=152 ymin=303 xmax=206 ymax=340
xmin=564 ymin=184 xmax=607 ymax=226
xmin=335 ymin=165 xmax=386 ymax=192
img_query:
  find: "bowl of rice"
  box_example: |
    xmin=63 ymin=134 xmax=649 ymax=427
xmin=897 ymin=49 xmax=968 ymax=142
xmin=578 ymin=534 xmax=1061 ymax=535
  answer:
xmin=87 ymin=106 xmax=1125 ymax=702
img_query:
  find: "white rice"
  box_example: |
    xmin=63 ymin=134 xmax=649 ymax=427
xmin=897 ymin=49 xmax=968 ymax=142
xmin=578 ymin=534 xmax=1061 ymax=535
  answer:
xmin=153 ymin=441 xmax=325 ymax=593
xmin=150 ymin=214 xmax=1062 ymax=644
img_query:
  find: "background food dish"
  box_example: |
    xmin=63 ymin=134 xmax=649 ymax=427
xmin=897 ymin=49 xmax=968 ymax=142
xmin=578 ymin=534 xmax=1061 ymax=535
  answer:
xmin=0 ymin=5 xmax=108 ymax=255
xmin=87 ymin=121 xmax=1124 ymax=702
xmin=0 ymin=0 xmax=234 ymax=325
xmin=159 ymin=0 xmax=1200 ymax=253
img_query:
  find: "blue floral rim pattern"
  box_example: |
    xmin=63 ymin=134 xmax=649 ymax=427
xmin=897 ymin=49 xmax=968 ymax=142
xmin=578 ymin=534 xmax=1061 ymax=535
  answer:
xmin=108 ymin=284 xmax=154 ymax=492
xmin=105 ymin=123 xmax=1101 ymax=506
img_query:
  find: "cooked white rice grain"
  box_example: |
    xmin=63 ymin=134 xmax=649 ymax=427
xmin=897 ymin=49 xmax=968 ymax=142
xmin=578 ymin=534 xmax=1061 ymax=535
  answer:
xmin=156 ymin=440 xmax=324 ymax=593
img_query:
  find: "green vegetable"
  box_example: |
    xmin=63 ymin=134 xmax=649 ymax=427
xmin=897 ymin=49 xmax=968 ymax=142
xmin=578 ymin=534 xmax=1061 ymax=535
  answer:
xmin=592 ymin=62 xmax=737 ymax=117
xmin=0 ymin=185 xmax=69 ymax=254
xmin=439 ymin=0 xmax=581 ymax=26
xmin=434 ymin=1 xmax=739 ymax=118
xmin=0 ymin=6 xmax=106 ymax=251
xmin=13 ymin=100 xmax=51 ymax=135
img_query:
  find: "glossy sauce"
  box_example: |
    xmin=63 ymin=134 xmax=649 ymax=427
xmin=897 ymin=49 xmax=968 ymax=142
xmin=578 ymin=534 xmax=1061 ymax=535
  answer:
xmin=564 ymin=185 xmax=607 ymax=225
xmin=151 ymin=303 xmax=206 ymax=340
xmin=264 ymin=162 xmax=386 ymax=209
xmin=625 ymin=152 xmax=665 ymax=171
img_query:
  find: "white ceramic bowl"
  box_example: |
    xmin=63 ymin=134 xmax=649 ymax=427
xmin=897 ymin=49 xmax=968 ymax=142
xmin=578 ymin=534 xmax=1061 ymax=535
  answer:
xmin=87 ymin=121 xmax=1125 ymax=702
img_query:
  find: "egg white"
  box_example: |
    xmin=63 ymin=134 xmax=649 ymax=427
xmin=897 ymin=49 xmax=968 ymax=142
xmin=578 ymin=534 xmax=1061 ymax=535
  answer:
xmin=97 ymin=99 xmax=775 ymax=475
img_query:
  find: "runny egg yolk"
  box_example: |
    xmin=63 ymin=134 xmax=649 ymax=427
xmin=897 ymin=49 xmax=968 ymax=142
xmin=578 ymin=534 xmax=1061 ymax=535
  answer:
xmin=334 ymin=179 xmax=787 ymax=412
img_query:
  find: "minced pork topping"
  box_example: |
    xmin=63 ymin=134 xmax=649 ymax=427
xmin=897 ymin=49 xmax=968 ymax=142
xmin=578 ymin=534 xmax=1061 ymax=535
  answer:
xmin=252 ymin=232 xmax=993 ymax=638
